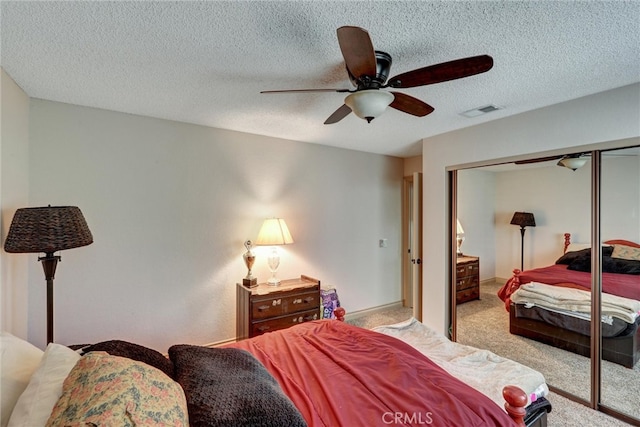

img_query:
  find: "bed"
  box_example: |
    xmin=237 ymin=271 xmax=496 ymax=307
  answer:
xmin=497 ymin=234 xmax=640 ymax=368
xmin=2 ymin=319 xmax=551 ymax=427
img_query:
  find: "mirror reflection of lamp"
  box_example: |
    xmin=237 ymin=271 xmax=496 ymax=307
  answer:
xmin=456 ymin=219 xmax=465 ymax=256
xmin=255 ymin=218 xmax=294 ymax=286
xmin=510 ymin=212 xmax=536 ymax=271
xmin=557 ymin=156 xmax=588 ymax=171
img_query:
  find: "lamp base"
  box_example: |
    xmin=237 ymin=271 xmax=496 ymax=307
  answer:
xmin=267 ymin=277 xmax=281 ymax=286
xmin=243 ymin=277 xmax=258 ymax=288
xmin=456 ymin=236 xmax=465 ymax=257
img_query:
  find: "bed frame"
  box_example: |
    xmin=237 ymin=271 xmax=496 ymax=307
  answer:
xmin=508 ymin=233 xmax=640 ymax=368
xmin=510 ymin=303 xmax=640 ymax=368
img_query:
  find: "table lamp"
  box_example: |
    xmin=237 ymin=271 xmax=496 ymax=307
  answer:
xmin=255 ymin=218 xmax=293 ymax=286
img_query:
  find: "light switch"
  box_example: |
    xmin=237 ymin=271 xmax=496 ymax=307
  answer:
xmin=379 ymin=238 xmax=388 ymax=248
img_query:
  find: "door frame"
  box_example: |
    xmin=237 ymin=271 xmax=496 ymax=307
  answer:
xmin=402 ymin=173 xmax=423 ymax=321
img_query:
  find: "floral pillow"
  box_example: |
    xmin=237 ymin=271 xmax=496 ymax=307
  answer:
xmin=75 ymin=339 xmax=174 ymax=378
xmin=611 ymin=244 xmax=640 ymax=261
xmin=46 ymin=352 xmax=188 ymax=427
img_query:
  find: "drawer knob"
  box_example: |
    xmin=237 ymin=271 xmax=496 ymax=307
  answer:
xmin=271 ymin=299 xmax=281 ymax=306
xmin=257 ymin=325 xmax=271 ymax=332
xmin=293 ymin=298 xmax=302 ymax=304
xmin=257 ymin=305 xmax=270 ymax=312
xmin=303 ymin=297 xmax=314 ymax=303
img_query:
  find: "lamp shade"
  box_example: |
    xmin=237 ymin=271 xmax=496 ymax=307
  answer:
xmin=456 ymin=219 xmax=465 ymax=235
xmin=4 ymin=206 xmax=93 ymax=254
xmin=510 ymin=212 xmax=536 ymax=228
xmin=255 ymin=218 xmax=294 ymax=246
xmin=344 ymin=90 xmax=394 ymax=122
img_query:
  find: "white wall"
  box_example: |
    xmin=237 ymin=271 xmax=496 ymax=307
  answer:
xmin=457 ymin=169 xmax=496 ymax=281
xmin=12 ymin=99 xmax=403 ymax=351
xmin=403 ymin=155 xmax=422 ymax=176
xmin=422 ymin=83 xmax=640 ymax=335
xmin=1 ymin=69 xmax=30 ymax=338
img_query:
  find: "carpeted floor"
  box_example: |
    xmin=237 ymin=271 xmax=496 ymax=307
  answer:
xmin=457 ymin=281 xmax=639 ymax=422
xmin=346 ymin=287 xmax=638 ymax=426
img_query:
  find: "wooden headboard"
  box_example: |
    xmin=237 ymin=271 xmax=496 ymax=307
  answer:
xmin=562 ymin=233 xmax=640 ymax=254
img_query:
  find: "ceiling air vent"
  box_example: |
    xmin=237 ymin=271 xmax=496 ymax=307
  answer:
xmin=460 ymin=104 xmax=503 ymax=118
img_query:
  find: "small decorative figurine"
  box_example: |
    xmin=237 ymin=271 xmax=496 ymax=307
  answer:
xmin=242 ymin=240 xmax=257 ymax=287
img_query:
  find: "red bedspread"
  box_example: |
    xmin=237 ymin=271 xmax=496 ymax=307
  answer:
xmin=498 ymin=264 xmax=640 ymax=310
xmin=228 ymin=320 xmax=515 ymax=427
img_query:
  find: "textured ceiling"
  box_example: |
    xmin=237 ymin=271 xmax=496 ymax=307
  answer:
xmin=1 ymin=1 xmax=639 ymax=157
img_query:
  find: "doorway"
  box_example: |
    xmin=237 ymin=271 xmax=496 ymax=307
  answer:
xmin=402 ymin=172 xmax=422 ymax=321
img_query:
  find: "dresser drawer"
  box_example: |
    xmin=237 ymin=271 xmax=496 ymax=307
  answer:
xmin=457 ymin=287 xmax=480 ymax=304
xmin=456 ymin=262 xmax=479 ymax=278
xmin=251 ymin=309 xmax=320 ymax=336
xmin=456 ymin=256 xmax=479 ymax=305
xmin=251 ymin=289 xmax=319 ymax=320
xmin=456 ymin=275 xmax=479 ymax=291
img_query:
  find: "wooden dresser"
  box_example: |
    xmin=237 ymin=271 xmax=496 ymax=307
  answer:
xmin=456 ymin=256 xmax=480 ymax=304
xmin=236 ymin=275 xmax=321 ymax=340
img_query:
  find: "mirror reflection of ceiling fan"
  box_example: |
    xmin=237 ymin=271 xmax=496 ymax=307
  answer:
xmin=261 ymin=26 xmax=493 ymax=124
xmin=515 ymin=149 xmax=639 ymax=171
xmin=514 ymin=153 xmax=590 ymax=171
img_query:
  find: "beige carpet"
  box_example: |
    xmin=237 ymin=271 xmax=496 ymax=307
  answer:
xmin=346 ymin=291 xmax=638 ymax=426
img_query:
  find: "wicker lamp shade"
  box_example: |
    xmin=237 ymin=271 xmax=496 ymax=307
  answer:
xmin=4 ymin=206 xmax=93 ymax=254
xmin=4 ymin=205 xmax=92 ymax=344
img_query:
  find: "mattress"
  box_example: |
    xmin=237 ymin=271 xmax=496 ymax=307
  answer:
xmin=513 ymin=303 xmax=639 ymax=338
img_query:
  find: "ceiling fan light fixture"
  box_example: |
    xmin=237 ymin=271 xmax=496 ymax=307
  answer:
xmin=344 ymin=90 xmax=394 ymax=123
xmin=558 ymin=157 xmax=588 ymax=171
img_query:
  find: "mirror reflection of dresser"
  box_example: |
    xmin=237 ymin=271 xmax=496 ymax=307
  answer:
xmin=456 ymin=256 xmax=479 ymax=304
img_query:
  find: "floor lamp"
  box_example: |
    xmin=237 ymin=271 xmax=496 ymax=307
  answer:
xmin=510 ymin=212 xmax=536 ymax=271
xmin=4 ymin=206 xmax=93 ymax=343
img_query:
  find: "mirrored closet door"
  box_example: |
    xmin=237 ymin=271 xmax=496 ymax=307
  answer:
xmin=599 ymin=146 xmax=640 ymax=420
xmin=455 ymin=158 xmax=592 ymax=402
xmin=452 ymin=144 xmax=640 ymax=424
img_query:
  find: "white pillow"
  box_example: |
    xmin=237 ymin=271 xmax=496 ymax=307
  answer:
xmin=7 ymin=343 xmax=80 ymax=427
xmin=566 ymin=243 xmax=591 ymax=252
xmin=0 ymin=332 xmax=43 ymax=427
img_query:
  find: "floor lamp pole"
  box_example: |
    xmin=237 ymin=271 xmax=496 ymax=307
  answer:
xmin=519 ymin=226 xmax=526 ymax=271
xmin=39 ymin=253 xmax=60 ymax=344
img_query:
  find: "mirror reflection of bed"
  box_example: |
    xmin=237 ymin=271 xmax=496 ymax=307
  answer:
xmin=454 ymin=144 xmax=640 ymax=423
xmin=499 ymin=234 xmax=640 ymax=369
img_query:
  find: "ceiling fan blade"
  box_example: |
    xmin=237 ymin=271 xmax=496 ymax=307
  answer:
xmin=389 ymin=92 xmax=434 ymax=117
xmin=387 ymin=55 xmax=494 ymax=89
xmin=514 ymin=155 xmax=563 ymax=165
xmin=337 ymin=26 xmax=377 ymax=79
xmin=261 ymin=88 xmax=351 ymax=94
xmin=324 ymin=104 xmax=352 ymax=125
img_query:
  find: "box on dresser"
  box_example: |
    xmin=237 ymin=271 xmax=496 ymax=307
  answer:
xmin=236 ymin=275 xmax=321 ymax=340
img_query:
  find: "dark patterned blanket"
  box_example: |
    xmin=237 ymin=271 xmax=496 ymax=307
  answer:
xmin=168 ymin=345 xmax=307 ymax=427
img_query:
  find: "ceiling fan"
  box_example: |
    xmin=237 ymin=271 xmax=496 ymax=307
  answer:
xmin=515 ymin=153 xmax=590 ymax=171
xmin=261 ymin=26 xmax=494 ymax=124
